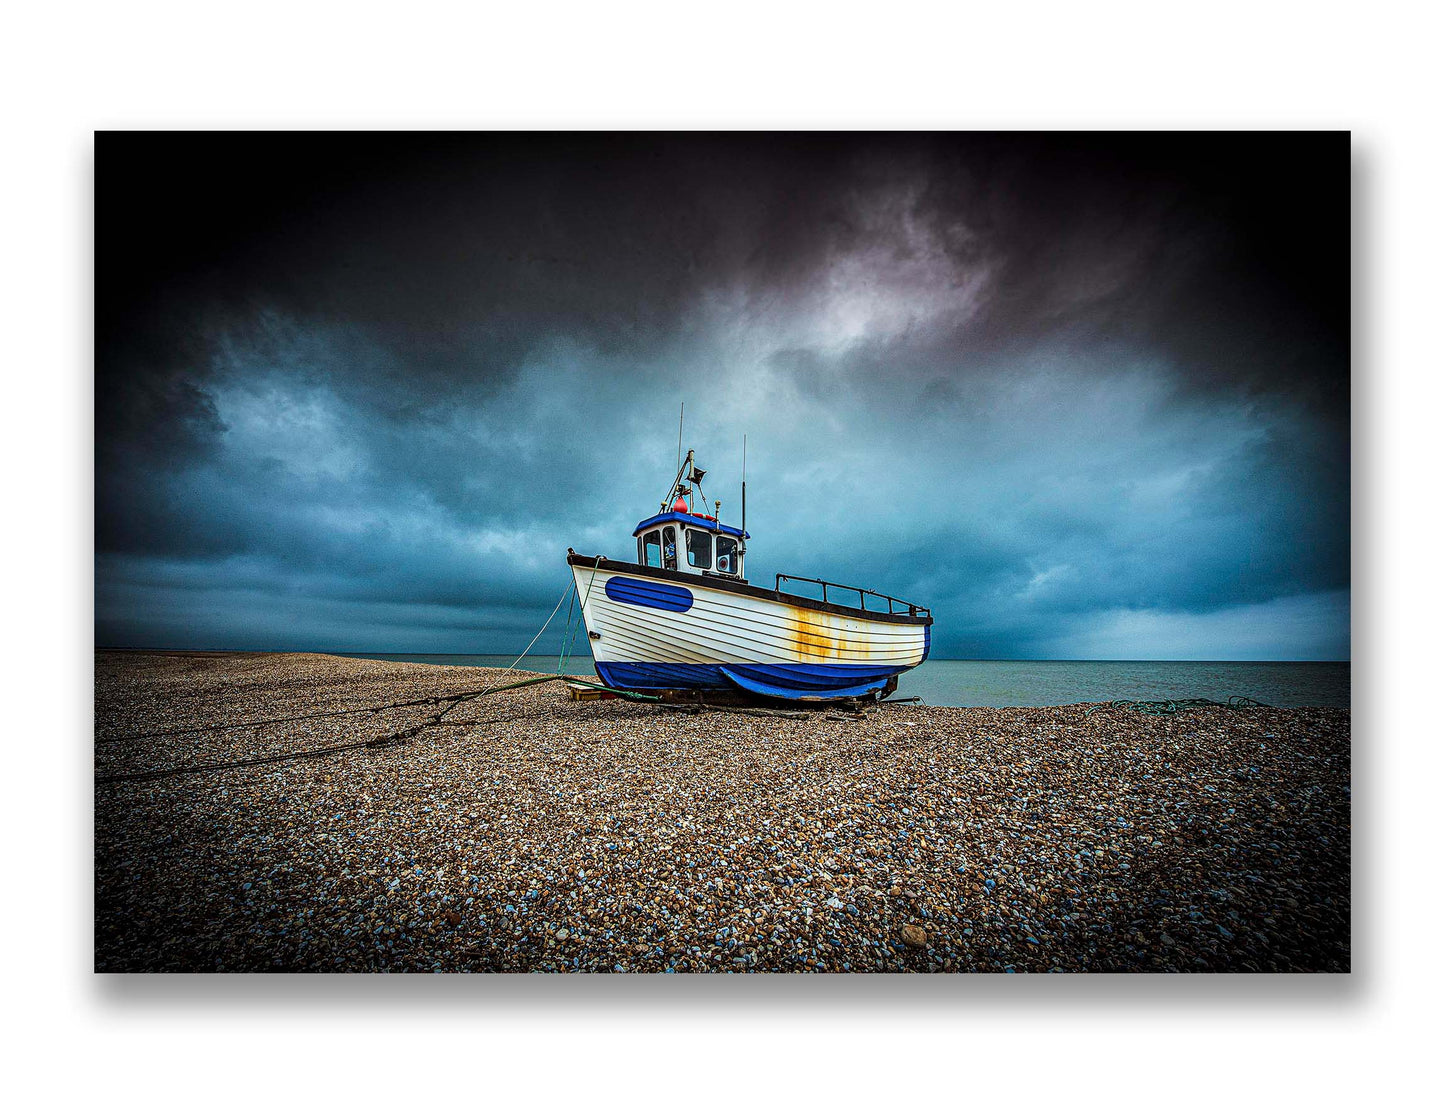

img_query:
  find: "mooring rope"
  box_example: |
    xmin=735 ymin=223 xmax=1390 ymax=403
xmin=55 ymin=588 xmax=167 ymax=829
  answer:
xmin=96 ymin=674 xmax=587 ymax=784
xmin=99 ymin=577 xmax=581 ymax=746
xmin=556 ymin=582 xmax=578 ymax=674
xmin=557 ymin=556 xmax=603 ymax=675
xmin=477 ymin=577 xmax=576 ymax=695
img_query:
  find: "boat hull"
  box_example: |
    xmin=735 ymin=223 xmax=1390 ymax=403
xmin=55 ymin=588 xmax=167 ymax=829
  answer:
xmin=567 ymin=556 xmax=931 ymax=701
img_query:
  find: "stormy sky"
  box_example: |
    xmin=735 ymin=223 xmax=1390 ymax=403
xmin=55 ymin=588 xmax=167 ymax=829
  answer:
xmin=95 ymin=133 xmax=1349 ymax=660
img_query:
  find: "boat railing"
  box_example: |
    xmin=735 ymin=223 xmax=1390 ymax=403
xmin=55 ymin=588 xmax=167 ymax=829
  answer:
xmin=774 ymin=573 xmax=930 ymax=617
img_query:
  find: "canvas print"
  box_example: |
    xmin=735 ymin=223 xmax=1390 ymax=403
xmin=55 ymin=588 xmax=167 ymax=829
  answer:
xmin=95 ymin=132 xmax=1348 ymax=972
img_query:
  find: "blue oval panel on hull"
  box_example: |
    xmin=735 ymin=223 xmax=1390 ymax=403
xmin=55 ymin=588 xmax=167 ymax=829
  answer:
xmin=603 ymin=576 xmax=694 ymax=613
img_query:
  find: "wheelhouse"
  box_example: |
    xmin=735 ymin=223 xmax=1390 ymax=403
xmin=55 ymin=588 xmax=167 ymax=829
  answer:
xmin=632 ymin=510 xmax=749 ymax=581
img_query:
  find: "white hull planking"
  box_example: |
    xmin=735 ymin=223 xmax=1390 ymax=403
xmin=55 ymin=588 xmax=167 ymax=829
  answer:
xmin=569 ymin=563 xmax=927 ymax=669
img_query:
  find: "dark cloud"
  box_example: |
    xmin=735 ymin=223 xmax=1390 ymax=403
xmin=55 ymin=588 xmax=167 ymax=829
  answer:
xmin=95 ymin=132 xmax=1348 ymax=658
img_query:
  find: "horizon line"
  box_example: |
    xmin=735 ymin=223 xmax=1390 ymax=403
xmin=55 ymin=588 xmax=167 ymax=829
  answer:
xmin=95 ymin=646 xmax=1350 ymax=663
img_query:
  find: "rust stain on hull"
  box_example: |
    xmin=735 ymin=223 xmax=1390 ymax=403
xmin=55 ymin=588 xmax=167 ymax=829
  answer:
xmin=790 ymin=606 xmax=855 ymax=661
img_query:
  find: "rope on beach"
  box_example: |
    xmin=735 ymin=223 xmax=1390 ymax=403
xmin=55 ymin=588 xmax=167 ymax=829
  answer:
xmin=100 ymin=579 xmax=588 ymax=746
xmin=1086 ymin=696 xmax=1272 ymax=716
xmin=96 ymin=700 xmax=565 ymax=785
xmin=95 ymin=674 xmax=605 ymax=784
xmin=96 ymin=667 xmax=669 ymax=784
xmin=97 ymin=562 xmax=666 ymax=782
xmin=99 ymin=691 xmax=486 ymax=744
xmin=478 ymin=578 xmax=576 ymax=695
xmin=99 ymin=567 xmax=656 ymax=780
xmin=99 ymin=675 xmax=564 ymax=744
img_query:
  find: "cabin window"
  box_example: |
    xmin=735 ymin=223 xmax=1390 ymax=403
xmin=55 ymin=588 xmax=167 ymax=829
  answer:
xmin=662 ymin=526 xmax=677 ymax=570
xmin=715 ymin=535 xmax=738 ymax=574
xmin=637 ymin=536 xmax=644 ymax=565
xmin=686 ymin=528 xmax=712 ymax=569
xmin=642 ymin=530 xmax=662 ymax=568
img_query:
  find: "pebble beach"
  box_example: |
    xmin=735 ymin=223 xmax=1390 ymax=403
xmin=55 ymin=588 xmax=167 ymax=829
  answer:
xmin=95 ymin=651 xmax=1350 ymax=972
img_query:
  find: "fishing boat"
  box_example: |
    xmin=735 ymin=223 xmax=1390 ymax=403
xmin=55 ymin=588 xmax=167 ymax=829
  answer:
xmin=566 ymin=446 xmax=932 ymax=702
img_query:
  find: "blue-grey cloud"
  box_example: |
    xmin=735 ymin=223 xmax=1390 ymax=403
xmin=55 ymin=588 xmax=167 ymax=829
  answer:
xmin=95 ymin=133 xmax=1348 ymax=659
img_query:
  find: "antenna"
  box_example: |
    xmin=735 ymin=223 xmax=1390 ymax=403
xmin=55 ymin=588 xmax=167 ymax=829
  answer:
xmin=676 ymin=402 xmax=684 ymax=481
xmin=741 ymin=433 xmax=747 ymax=555
xmin=662 ymin=403 xmax=688 ymax=512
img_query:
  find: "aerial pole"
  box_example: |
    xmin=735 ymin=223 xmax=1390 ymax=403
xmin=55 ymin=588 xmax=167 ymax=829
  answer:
xmin=676 ymin=402 xmax=684 ymax=485
xmin=662 ymin=401 xmax=689 ymax=513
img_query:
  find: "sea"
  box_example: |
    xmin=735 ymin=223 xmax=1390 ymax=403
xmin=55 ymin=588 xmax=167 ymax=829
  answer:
xmin=336 ymin=655 xmax=1350 ymax=709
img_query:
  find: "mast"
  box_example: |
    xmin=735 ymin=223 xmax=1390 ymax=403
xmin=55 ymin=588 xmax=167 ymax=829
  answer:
xmin=740 ymin=433 xmax=747 ymax=565
xmin=675 ymin=402 xmax=684 ymax=486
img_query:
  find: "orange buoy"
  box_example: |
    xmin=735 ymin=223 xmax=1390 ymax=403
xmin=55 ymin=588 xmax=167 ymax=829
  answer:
xmin=672 ymin=497 xmax=689 ymax=513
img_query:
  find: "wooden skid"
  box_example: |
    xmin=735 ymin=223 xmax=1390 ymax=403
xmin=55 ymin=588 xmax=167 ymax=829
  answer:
xmin=566 ymin=685 xmax=621 ymax=701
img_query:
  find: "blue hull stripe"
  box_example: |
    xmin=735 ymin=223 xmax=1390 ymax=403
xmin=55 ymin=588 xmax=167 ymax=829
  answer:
xmin=594 ymin=661 xmax=908 ymax=700
xmin=719 ymin=667 xmax=894 ymax=700
xmin=603 ymin=576 xmax=694 ymax=612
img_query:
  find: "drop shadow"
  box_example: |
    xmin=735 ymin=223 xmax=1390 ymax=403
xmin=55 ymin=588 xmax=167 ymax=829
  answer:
xmin=93 ymin=967 xmax=1358 ymax=1015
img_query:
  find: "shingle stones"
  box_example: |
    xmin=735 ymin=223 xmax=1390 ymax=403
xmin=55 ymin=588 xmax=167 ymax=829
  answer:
xmin=94 ymin=651 xmax=1350 ymax=972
